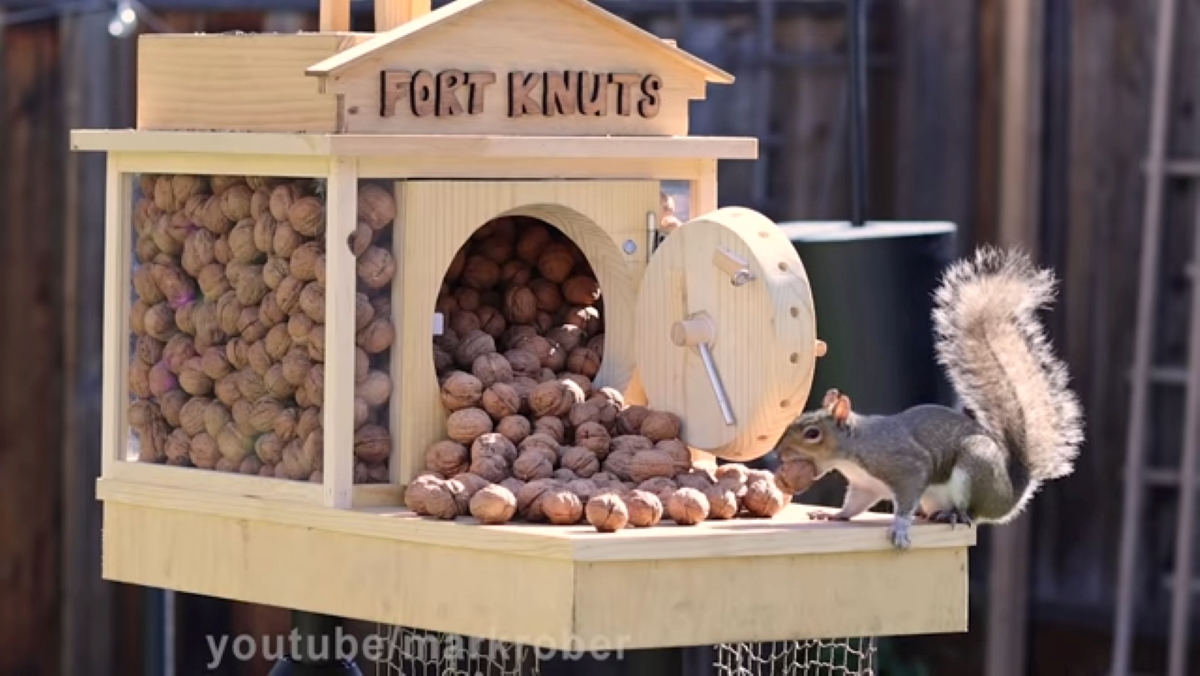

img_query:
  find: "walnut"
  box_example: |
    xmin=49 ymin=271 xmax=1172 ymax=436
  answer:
xmin=616 ymin=405 xmax=651 ymax=436
xmin=273 ymin=408 xmax=298 ymax=442
xmin=518 ymin=433 xmax=560 ymax=465
xmin=568 ymin=401 xmax=600 ymax=429
xmin=218 ymin=183 xmax=252 ymax=221
xmin=189 ymin=432 xmax=220 ymax=469
xmin=667 ymin=488 xmax=709 ymax=526
xmin=610 ymin=435 xmax=654 ymax=455
xmin=281 ymin=349 xmax=313 ymax=387
xmin=775 ymin=459 xmax=818 ymax=495
xmin=573 ymin=422 xmax=611 ymax=457
xmin=656 ymin=439 xmax=693 ymax=473
xmin=227 ymin=219 xmax=262 ymax=264
xmin=353 ymin=397 xmax=370 ymax=429
xmin=496 ymin=415 xmax=530 ymax=445
xmin=288 ymin=196 xmax=325 ymax=237
xmin=461 ymin=255 xmax=501 ymax=290
xmin=469 ymin=484 xmax=518 ymax=524
xmin=473 ymin=235 xmax=513 ymax=264
xmin=358 ymin=183 xmax=396 ymax=230
xmin=253 ymin=214 xmax=279 ymax=255
xmin=247 ymin=396 xmax=284 ymax=434
xmin=307 ymin=323 xmax=326 ymax=362
xmin=404 ymin=474 xmax=445 ymax=514
xmin=255 ymin=433 xmax=285 ymax=464
xmin=440 ymin=371 xmax=483 ymax=411
xmin=532 ymin=415 xmax=565 ymax=444
xmin=601 ymin=450 xmax=635 ymax=481
xmin=290 ymin=408 xmax=318 ymax=442
xmin=516 ymin=478 xmax=558 ymax=522
xmin=503 ymin=286 xmax=538 ymax=324
xmin=470 ymin=353 xmax=512 ymax=389
xmin=675 ymin=468 xmax=716 ymax=491
xmin=553 ymin=468 xmax=578 ymax=483
xmin=158 ymin=390 xmax=187 ymax=428
xmin=449 ymin=311 xmax=480 ymax=337
xmin=426 ymin=440 xmax=469 ymax=477
xmin=625 ymin=490 xmax=664 ymax=527
xmin=715 ymin=463 xmax=749 ymax=491
xmin=162 ymin=334 xmax=197 ymax=374
xmin=301 ymin=364 xmax=325 ymax=406
xmin=348 ymin=221 xmax=374 ymax=257
xmin=513 ymin=335 xmax=565 ymax=371
xmin=355 ymin=370 xmax=392 ymax=408
xmin=743 ymin=478 xmax=788 ymax=518
xmin=271 ymin=223 xmax=302 ymax=258
xmin=560 ymin=446 xmax=599 ymax=478
xmin=148 ymin=361 xmax=179 ymax=399
xmin=529 ymin=379 xmax=584 ymax=418
xmin=354 ymin=424 xmax=390 ymax=464
xmin=629 ymin=451 xmax=678 ymax=483
xmin=246 ymin=341 xmax=272 ymax=376
xmin=216 ymin=422 xmax=255 ymax=463
xmin=563 ymin=306 xmax=602 ymax=334
xmin=453 ymin=330 xmax=496 ymax=369
xmin=143 ymin=303 xmax=178 ymax=341
xmin=503 ymin=349 xmax=542 ymax=379
xmin=703 ymin=485 xmax=739 ymax=520
xmin=562 ymin=276 xmax=600 ymax=306
xmin=513 ymin=224 xmax=550 ymax=263
xmin=357 ymin=246 xmax=395 ymax=290
xmin=481 ymin=382 xmax=521 ymax=420
xmin=240 ymin=456 xmax=265 ymax=476
xmin=565 ymin=347 xmax=600 ymax=378
xmin=585 ymin=494 xmax=629 ymax=532
xmin=177 ymin=397 xmax=209 ymax=436
xmin=537 ymin=244 xmax=575 ymax=283
xmin=637 ymin=477 xmax=678 ymax=505
xmin=528 ymin=279 xmax=564 ymax=313
xmin=511 ymin=376 xmax=539 ymax=413
xmin=542 ymin=489 xmax=584 ymax=525
xmin=133 ymin=265 xmax=165 ymax=305
xmin=641 ymin=411 xmax=683 ymax=442
xmin=203 ymin=401 xmax=232 ymax=439
xmin=176 ymin=359 xmax=211 ymax=396
xmin=513 ymin=451 xmax=555 ymax=481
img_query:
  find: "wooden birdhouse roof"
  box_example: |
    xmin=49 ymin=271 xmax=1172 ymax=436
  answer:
xmin=305 ymin=0 xmax=734 ymax=84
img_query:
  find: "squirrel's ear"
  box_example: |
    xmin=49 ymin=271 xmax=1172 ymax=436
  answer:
xmin=822 ymin=388 xmax=841 ymax=411
xmin=831 ymin=395 xmax=852 ymax=426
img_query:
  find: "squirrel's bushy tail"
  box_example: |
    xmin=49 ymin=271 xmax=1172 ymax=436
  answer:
xmin=931 ymin=245 xmax=1084 ymax=481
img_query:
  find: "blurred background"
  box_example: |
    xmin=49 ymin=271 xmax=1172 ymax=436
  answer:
xmin=0 ymin=0 xmax=1196 ymax=674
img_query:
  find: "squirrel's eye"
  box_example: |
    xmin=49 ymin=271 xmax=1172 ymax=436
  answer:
xmin=803 ymin=427 xmax=821 ymax=441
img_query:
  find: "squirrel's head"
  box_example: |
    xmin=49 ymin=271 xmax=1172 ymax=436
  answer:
xmin=776 ymin=389 xmax=854 ymax=468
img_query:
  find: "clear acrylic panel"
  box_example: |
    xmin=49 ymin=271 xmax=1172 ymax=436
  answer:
xmin=352 ymin=179 xmax=397 ymax=485
xmin=126 ymin=172 xmax=327 ymax=483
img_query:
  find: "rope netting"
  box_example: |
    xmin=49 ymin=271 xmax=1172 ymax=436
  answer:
xmin=371 ymin=626 xmax=876 ymax=676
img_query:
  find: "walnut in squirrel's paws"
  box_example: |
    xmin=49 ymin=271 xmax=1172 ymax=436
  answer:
xmin=887 ymin=519 xmax=913 ymax=550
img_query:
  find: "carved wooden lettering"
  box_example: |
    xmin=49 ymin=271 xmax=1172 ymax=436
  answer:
xmin=435 ymin=69 xmax=466 ymax=116
xmin=609 ymin=73 xmax=642 ymax=116
xmin=638 ymin=74 xmax=662 ymax=118
xmin=410 ymin=70 xmax=437 ymax=117
xmin=543 ymin=71 xmax=577 ymax=116
xmin=378 ymin=69 xmax=663 ymax=120
xmin=380 ymin=70 xmax=413 ymax=117
xmin=464 ymin=71 xmax=496 ymax=114
xmin=508 ymin=71 xmax=542 ymax=117
xmin=577 ymin=71 xmax=608 ymax=116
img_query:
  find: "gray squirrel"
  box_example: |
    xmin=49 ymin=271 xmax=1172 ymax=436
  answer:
xmin=775 ymin=245 xmax=1085 ymax=550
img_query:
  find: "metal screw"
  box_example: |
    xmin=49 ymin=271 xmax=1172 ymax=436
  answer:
xmin=623 ymin=240 xmax=637 ymax=255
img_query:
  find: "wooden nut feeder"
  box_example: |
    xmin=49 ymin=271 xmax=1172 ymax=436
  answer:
xmin=72 ymin=0 xmax=973 ymax=650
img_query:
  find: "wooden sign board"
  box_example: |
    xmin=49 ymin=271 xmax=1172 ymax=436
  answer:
xmin=307 ymin=0 xmax=733 ymax=136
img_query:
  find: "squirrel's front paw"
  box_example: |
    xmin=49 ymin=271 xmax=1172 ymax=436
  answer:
xmin=808 ymin=510 xmax=850 ymax=521
xmin=887 ymin=520 xmax=912 ymax=550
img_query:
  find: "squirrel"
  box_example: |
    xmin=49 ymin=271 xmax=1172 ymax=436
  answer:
xmin=775 ymin=245 xmax=1085 ymax=550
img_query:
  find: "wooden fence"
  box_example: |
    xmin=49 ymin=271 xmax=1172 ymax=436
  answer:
xmin=0 ymin=0 xmax=1184 ymax=674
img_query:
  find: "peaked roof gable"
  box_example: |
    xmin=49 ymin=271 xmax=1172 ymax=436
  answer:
xmin=305 ymin=0 xmax=734 ymax=84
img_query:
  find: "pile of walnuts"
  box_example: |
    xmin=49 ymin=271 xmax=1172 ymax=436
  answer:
xmin=126 ymin=173 xmax=396 ymax=483
xmin=407 ymin=217 xmax=791 ymax=530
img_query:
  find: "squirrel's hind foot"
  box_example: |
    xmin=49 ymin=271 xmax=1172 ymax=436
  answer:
xmin=926 ymin=508 xmax=973 ymax=528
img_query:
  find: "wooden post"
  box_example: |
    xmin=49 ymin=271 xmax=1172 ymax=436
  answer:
xmin=376 ymin=0 xmax=432 ymax=32
xmin=984 ymin=1 xmax=1044 ymax=676
xmin=320 ymin=0 xmax=350 ymax=32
